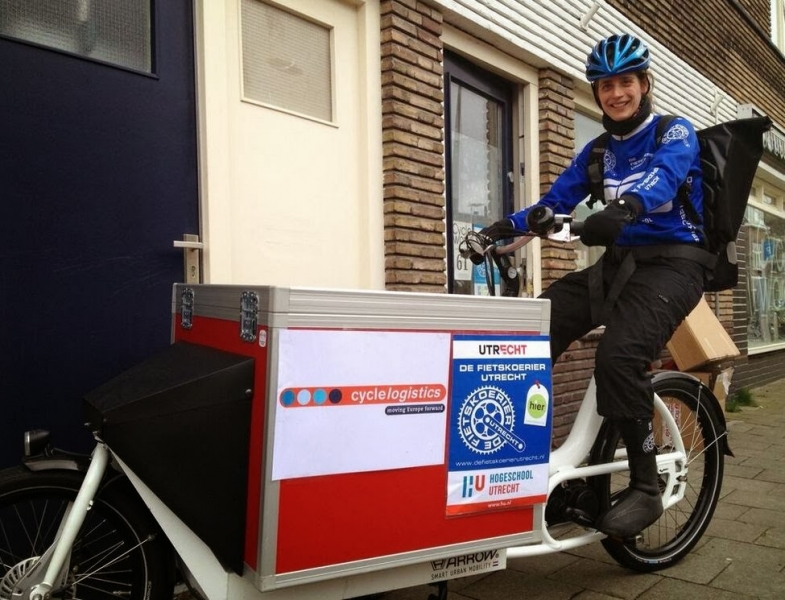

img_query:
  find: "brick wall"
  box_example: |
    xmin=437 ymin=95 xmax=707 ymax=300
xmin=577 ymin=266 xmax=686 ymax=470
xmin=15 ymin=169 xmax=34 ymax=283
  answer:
xmin=607 ymin=0 xmax=785 ymax=127
xmin=380 ymin=0 xmax=447 ymax=293
xmin=538 ymin=69 xmax=579 ymax=291
xmin=738 ymin=0 xmax=773 ymax=33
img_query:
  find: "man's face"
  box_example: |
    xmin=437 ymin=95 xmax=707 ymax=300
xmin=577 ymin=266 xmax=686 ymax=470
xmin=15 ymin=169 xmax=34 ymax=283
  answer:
xmin=596 ymin=73 xmax=648 ymax=122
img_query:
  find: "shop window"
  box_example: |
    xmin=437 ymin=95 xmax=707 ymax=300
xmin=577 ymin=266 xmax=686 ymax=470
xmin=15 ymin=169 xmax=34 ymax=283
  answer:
xmin=241 ymin=0 xmax=333 ymax=122
xmin=0 ymin=0 xmax=152 ymax=72
xmin=746 ymin=193 xmax=785 ymax=350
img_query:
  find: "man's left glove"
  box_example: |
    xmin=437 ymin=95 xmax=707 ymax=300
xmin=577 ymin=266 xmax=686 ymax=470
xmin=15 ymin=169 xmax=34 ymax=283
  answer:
xmin=579 ymin=196 xmax=642 ymax=247
xmin=479 ymin=218 xmax=519 ymax=242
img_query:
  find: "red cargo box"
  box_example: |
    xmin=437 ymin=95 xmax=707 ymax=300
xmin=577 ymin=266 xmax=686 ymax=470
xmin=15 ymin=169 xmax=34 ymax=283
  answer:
xmin=172 ymin=284 xmax=553 ymax=595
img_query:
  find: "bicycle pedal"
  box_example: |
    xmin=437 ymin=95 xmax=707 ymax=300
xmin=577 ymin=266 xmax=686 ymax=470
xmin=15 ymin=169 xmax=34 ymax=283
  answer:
xmin=564 ymin=507 xmax=596 ymax=528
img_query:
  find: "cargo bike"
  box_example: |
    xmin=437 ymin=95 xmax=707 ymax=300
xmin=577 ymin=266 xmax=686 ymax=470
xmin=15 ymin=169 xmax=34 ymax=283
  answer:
xmin=0 ymin=215 xmax=730 ymax=600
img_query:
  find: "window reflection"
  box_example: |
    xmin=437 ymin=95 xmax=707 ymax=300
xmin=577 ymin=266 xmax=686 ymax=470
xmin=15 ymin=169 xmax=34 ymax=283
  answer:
xmin=746 ymin=204 xmax=785 ymax=348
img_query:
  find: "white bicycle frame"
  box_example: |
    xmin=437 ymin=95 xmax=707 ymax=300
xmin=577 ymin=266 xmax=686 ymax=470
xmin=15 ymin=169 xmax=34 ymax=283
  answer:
xmin=16 ymin=374 xmax=688 ymax=600
xmin=508 ymin=376 xmax=687 ymax=559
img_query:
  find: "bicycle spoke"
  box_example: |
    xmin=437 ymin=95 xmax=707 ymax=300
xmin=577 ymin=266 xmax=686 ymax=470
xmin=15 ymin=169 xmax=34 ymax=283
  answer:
xmin=70 ymin=535 xmax=152 ymax=588
xmin=685 ymin=431 xmax=727 ymax=466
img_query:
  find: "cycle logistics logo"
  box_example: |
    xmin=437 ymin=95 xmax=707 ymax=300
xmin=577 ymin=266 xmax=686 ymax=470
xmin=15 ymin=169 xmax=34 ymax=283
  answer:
xmin=279 ymin=383 xmax=446 ymax=415
xmin=446 ymin=334 xmax=553 ymax=515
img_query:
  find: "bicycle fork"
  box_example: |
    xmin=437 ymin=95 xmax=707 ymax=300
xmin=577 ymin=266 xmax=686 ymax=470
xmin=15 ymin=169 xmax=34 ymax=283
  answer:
xmin=12 ymin=443 xmax=110 ymax=600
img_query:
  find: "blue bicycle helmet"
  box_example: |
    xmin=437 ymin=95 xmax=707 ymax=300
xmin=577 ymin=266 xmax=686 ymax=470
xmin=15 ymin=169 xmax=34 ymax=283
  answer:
xmin=585 ymin=34 xmax=650 ymax=82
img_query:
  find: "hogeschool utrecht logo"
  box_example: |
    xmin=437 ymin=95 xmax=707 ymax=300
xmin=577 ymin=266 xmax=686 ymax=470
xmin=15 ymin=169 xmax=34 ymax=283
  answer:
xmin=461 ymin=474 xmax=485 ymax=498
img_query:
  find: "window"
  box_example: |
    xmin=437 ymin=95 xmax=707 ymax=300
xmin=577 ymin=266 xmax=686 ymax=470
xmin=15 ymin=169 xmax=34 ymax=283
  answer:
xmin=241 ymin=0 xmax=333 ymax=122
xmin=0 ymin=0 xmax=152 ymax=72
xmin=573 ymin=112 xmax=605 ymax=270
xmin=445 ymin=52 xmax=514 ymax=296
xmin=773 ymin=0 xmax=785 ymax=54
xmin=746 ymin=182 xmax=785 ymax=351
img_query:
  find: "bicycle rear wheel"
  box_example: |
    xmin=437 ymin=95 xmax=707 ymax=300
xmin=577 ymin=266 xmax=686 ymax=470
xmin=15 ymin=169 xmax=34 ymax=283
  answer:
xmin=0 ymin=466 xmax=174 ymax=600
xmin=591 ymin=375 xmax=725 ymax=571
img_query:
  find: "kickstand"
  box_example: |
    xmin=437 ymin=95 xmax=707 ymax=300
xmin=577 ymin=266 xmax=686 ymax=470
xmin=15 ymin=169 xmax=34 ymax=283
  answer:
xmin=427 ymin=581 xmax=447 ymax=600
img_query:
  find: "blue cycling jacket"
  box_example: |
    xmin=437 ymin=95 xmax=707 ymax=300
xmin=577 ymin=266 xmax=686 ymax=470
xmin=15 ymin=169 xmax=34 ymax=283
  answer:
xmin=508 ymin=114 xmax=704 ymax=246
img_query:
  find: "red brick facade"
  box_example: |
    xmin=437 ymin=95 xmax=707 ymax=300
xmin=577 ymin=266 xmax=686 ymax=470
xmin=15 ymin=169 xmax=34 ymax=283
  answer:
xmin=380 ymin=0 xmax=447 ymax=293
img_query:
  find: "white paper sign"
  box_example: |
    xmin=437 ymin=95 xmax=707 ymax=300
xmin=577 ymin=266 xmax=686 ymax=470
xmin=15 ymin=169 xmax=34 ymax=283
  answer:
xmin=272 ymin=329 xmax=451 ymax=480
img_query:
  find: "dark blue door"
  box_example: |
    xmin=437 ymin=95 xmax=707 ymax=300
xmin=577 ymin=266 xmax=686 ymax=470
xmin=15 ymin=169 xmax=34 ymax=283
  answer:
xmin=0 ymin=3 xmax=199 ymax=466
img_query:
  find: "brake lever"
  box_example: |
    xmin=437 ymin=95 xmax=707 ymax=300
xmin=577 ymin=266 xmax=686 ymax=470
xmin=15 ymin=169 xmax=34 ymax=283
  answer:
xmin=547 ymin=221 xmax=581 ymax=242
xmin=458 ymin=231 xmax=494 ymax=263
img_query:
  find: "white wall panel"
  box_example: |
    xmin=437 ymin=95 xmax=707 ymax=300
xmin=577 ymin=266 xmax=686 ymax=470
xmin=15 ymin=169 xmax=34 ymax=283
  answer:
xmin=434 ymin=0 xmax=739 ymax=128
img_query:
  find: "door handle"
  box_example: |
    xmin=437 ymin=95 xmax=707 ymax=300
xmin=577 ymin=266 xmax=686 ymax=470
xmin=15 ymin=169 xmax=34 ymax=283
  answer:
xmin=173 ymin=240 xmax=204 ymax=249
xmin=174 ymin=234 xmax=202 ymax=284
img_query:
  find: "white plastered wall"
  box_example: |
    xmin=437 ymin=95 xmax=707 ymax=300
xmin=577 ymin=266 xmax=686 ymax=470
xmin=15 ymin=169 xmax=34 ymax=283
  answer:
xmin=195 ymin=0 xmax=383 ymax=288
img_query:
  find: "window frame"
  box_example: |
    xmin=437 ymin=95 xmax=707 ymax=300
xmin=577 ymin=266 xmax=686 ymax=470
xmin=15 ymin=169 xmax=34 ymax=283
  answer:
xmin=239 ymin=0 xmax=336 ymax=125
xmin=746 ymin=177 xmax=785 ymax=353
xmin=444 ymin=50 xmax=515 ymax=296
xmin=773 ymin=0 xmax=785 ymax=54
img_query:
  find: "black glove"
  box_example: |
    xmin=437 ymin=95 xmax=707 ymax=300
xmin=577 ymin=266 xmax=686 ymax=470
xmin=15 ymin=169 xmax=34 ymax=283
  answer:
xmin=579 ymin=196 xmax=641 ymax=247
xmin=479 ymin=218 xmax=518 ymax=242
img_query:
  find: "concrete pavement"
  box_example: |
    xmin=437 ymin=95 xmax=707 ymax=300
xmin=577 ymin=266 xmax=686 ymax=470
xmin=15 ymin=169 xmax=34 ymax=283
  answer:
xmin=381 ymin=379 xmax=785 ymax=600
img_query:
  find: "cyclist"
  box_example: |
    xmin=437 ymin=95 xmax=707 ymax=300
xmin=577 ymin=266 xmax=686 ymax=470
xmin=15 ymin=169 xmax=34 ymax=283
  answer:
xmin=481 ymin=34 xmax=706 ymax=538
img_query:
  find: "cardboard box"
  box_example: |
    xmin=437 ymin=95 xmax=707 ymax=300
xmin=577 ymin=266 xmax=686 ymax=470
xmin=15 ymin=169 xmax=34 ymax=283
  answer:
xmin=666 ymin=298 xmax=740 ymax=371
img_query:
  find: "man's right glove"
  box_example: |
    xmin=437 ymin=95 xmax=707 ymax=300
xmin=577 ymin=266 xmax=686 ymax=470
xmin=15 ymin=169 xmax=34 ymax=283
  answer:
xmin=579 ymin=196 xmax=642 ymax=247
xmin=479 ymin=218 xmax=519 ymax=242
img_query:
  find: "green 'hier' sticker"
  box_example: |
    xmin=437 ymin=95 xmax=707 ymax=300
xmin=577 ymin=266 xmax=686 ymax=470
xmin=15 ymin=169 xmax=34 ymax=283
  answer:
xmin=527 ymin=394 xmax=547 ymax=418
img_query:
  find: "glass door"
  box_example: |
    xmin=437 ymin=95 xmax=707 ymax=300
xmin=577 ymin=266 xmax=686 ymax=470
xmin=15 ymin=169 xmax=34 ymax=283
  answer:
xmin=445 ymin=51 xmax=513 ymax=295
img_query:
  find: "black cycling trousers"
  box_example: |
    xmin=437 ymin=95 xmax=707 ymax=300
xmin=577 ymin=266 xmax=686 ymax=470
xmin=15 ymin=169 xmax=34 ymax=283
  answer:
xmin=540 ymin=254 xmax=705 ymax=420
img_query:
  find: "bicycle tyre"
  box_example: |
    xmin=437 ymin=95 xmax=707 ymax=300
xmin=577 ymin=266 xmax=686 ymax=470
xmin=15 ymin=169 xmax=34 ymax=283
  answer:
xmin=590 ymin=376 xmax=725 ymax=572
xmin=0 ymin=466 xmax=174 ymax=600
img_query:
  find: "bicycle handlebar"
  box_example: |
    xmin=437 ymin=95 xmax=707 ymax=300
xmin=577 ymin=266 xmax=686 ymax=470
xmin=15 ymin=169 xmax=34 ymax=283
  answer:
xmin=457 ymin=208 xmax=585 ymax=297
xmin=459 ymin=212 xmax=584 ymax=259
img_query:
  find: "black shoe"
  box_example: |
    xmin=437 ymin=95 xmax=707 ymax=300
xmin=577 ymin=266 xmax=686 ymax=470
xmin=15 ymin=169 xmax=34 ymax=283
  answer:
xmin=595 ymin=488 xmax=663 ymax=538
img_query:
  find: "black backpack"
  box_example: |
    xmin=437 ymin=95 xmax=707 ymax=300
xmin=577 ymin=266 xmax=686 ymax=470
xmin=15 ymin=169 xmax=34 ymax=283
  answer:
xmin=587 ymin=115 xmax=772 ymax=291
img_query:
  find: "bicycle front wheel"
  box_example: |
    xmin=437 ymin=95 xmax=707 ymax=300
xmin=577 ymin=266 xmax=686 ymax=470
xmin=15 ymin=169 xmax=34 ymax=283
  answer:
xmin=0 ymin=466 xmax=174 ymax=600
xmin=591 ymin=375 xmax=726 ymax=571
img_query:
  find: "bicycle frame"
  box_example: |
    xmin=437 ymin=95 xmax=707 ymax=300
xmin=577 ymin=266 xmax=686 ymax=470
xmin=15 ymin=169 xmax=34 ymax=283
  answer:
xmin=12 ymin=442 xmax=111 ymax=600
xmin=508 ymin=375 xmax=687 ymax=559
xmin=10 ymin=372 xmax=688 ymax=600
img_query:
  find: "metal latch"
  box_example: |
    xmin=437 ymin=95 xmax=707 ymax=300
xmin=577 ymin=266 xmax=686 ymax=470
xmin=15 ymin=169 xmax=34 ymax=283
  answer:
xmin=181 ymin=288 xmax=195 ymax=330
xmin=240 ymin=291 xmax=259 ymax=342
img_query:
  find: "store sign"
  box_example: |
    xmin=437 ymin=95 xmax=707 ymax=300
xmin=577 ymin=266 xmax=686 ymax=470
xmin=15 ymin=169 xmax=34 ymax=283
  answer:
xmin=738 ymin=104 xmax=785 ymax=163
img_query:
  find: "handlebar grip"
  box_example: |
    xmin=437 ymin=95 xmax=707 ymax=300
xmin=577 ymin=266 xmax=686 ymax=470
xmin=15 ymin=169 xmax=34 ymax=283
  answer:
xmin=570 ymin=220 xmax=585 ymax=236
xmin=526 ymin=206 xmax=555 ymax=236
